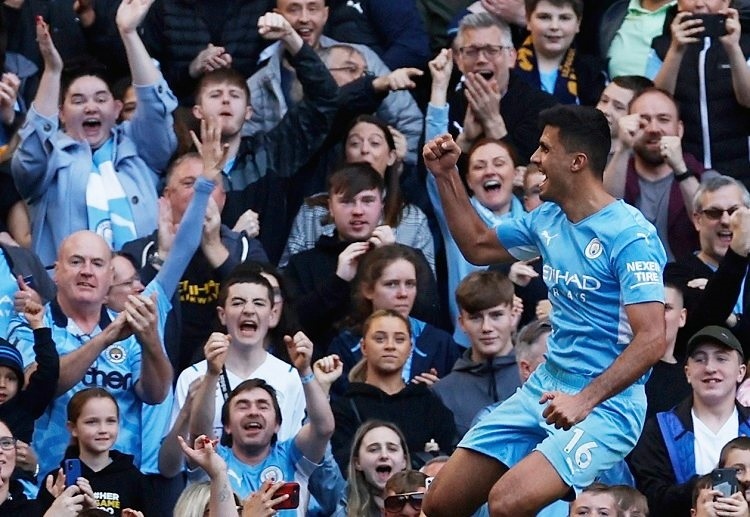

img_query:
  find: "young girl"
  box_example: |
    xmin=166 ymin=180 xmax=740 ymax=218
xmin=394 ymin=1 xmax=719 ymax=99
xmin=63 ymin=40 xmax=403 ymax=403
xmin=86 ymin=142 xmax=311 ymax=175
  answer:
xmin=328 ymin=244 xmax=460 ymax=397
xmin=38 ymin=388 xmax=146 ymax=516
xmin=345 ymin=420 xmax=410 ymax=517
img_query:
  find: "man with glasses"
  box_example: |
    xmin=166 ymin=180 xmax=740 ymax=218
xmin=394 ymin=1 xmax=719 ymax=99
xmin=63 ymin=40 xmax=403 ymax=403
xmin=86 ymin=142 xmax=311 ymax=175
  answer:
xmin=603 ymin=87 xmax=714 ymax=261
xmin=668 ymin=175 xmax=750 ymax=358
xmin=383 ymin=470 xmax=429 ymax=517
xmin=442 ymin=12 xmax=557 ymax=162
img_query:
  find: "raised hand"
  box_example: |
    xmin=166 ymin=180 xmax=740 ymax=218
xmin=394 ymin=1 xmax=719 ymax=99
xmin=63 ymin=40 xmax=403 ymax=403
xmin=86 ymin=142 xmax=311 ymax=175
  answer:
xmin=659 ymin=135 xmax=686 ymax=172
xmin=388 ymin=126 xmax=407 ymax=164
xmin=373 ymin=68 xmax=423 ymax=92
xmin=616 ymin=113 xmax=643 ymax=150
xmin=36 ymin=17 xmax=63 ymax=74
xmin=204 ymin=332 xmax=230 ymax=375
xmin=242 ymin=480 xmax=290 ymax=517
xmin=428 ymin=49 xmax=454 ymax=93
xmin=257 ymin=12 xmax=294 ymax=41
xmin=284 ymin=331 xmax=314 ymax=374
xmin=177 ymin=434 xmax=226 ymax=479
xmin=156 ymin=197 xmax=176 ymax=259
xmin=368 ymin=225 xmax=395 ymax=248
xmin=423 ymin=134 xmax=461 ymax=179
xmin=122 ymin=293 xmax=158 ymax=343
xmin=232 ymin=209 xmax=260 ymax=238
xmin=335 ymin=241 xmax=370 ymax=282
xmin=0 ymin=73 xmax=20 ymax=125
xmin=464 ymin=72 xmax=501 ymax=126
xmin=116 ymin=0 xmax=156 ymax=35
xmin=189 ymin=44 xmax=233 ymax=78
xmin=313 ymin=354 xmax=343 ymax=391
xmin=14 ymin=274 xmax=42 ymax=318
xmin=190 ymin=116 xmax=230 ymax=182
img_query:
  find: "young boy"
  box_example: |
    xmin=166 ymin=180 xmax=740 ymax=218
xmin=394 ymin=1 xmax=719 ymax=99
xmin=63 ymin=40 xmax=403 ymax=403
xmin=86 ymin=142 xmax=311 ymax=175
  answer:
xmin=432 ymin=270 xmax=522 ymax=437
xmin=0 ymin=299 xmax=58 ymax=481
xmin=190 ymin=11 xmax=337 ymax=262
xmin=11 ymin=3 xmax=178 ymax=266
xmin=173 ymin=272 xmax=305 ymax=446
xmin=517 ymin=0 xmax=604 ymax=106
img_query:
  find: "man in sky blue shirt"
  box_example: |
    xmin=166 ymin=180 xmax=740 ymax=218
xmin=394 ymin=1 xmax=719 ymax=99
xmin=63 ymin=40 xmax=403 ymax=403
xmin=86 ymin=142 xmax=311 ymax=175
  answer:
xmin=422 ymin=105 xmax=667 ymax=516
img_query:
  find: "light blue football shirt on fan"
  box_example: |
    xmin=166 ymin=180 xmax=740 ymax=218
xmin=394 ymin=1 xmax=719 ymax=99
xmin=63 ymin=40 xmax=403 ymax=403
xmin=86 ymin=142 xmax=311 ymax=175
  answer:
xmin=495 ymin=200 xmax=667 ymax=383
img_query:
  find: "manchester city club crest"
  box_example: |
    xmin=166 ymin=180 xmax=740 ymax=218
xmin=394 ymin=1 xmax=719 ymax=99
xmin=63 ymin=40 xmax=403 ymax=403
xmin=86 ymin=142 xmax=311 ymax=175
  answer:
xmin=107 ymin=345 xmax=126 ymax=364
xmin=260 ymin=465 xmax=284 ymax=483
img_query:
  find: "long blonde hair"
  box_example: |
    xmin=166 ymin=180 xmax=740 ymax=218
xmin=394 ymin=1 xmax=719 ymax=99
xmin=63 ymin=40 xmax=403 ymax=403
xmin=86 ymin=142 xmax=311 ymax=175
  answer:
xmin=346 ymin=420 xmax=410 ymax=517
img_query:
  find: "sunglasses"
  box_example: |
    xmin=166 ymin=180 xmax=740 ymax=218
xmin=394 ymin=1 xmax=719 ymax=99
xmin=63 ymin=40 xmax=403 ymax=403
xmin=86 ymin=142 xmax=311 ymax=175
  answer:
xmin=699 ymin=206 xmax=740 ymax=220
xmin=384 ymin=492 xmax=424 ymax=512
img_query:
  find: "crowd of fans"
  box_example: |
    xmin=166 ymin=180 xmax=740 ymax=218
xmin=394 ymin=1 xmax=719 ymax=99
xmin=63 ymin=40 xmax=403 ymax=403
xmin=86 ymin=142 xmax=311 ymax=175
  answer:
xmin=0 ymin=0 xmax=747 ymax=515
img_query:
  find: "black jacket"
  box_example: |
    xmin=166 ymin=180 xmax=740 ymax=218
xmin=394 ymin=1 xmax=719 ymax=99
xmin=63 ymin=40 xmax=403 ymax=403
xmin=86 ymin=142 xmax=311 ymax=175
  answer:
xmin=142 ymin=0 xmax=276 ymax=102
xmin=284 ymin=233 xmax=440 ymax=355
xmin=121 ymin=225 xmax=267 ymax=372
xmin=652 ymin=5 xmax=750 ymax=184
xmin=219 ymin=44 xmax=339 ymax=263
xmin=668 ymin=249 xmax=750 ymax=359
xmin=0 ymin=328 xmax=58 ymax=443
xmin=0 ymin=480 xmax=39 ymax=516
xmin=448 ymin=70 xmax=558 ymax=163
xmin=331 ymin=381 xmax=457 ymax=472
xmin=38 ymin=449 xmax=147 ymax=516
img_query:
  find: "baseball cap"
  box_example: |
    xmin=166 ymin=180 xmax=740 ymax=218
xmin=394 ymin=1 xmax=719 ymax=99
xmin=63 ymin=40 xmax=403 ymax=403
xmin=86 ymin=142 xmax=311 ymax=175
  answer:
xmin=687 ymin=326 xmax=744 ymax=360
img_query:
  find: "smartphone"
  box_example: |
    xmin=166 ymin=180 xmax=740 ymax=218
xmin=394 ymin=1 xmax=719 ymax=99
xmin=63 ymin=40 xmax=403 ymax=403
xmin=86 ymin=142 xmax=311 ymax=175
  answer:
xmin=688 ymin=13 xmax=728 ymax=38
xmin=272 ymin=482 xmax=300 ymax=510
xmin=711 ymin=468 xmax=739 ymax=497
xmin=64 ymin=458 xmax=82 ymax=488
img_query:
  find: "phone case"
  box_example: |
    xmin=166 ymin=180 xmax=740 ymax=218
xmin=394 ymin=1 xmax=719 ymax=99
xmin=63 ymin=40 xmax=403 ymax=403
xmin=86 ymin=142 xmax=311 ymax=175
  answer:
xmin=711 ymin=468 xmax=739 ymax=497
xmin=273 ymin=482 xmax=301 ymax=510
xmin=64 ymin=459 xmax=82 ymax=487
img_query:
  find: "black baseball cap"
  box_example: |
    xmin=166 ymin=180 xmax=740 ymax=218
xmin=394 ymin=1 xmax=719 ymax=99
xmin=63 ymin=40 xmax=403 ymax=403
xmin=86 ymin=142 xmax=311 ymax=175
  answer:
xmin=687 ymin=326 xmax=744 ymax=360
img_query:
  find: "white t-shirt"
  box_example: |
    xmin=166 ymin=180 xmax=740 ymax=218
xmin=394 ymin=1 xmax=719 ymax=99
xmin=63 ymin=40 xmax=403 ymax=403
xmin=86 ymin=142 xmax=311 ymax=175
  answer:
xmin=693 ymin=407 xmax=739 ymax=475
xmin=174 ymin=353 xmax=306 ymax=441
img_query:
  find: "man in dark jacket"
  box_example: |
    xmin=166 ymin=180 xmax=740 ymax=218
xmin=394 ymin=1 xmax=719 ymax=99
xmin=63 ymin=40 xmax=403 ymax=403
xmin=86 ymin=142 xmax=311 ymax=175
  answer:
xmin=667 ymin=175 xmax=750 ymax=358
xmin=284 ymin=164 xmax=440 ymax=354
xmin=628 ymin=325 xmax=750 ymax=517
xmin=432 ymin=270 xmax=521 ymax=437
xmin=191 ymin=11 xmax=339 ymax=263
xmin=648 ymin=1 xmax=750 ymax=185
xmin=447 ymin=12 xmax=558 ymax=162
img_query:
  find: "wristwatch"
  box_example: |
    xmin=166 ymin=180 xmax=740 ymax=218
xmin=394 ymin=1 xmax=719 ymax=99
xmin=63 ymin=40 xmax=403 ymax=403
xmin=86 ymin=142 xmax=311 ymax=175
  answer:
xmin=674 ymin=169 xmax=693 ymax=183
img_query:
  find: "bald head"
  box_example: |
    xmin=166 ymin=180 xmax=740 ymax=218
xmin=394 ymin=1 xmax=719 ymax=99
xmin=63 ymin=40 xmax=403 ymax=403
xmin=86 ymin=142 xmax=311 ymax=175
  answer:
xmin=55 ymin=231 xmax=114 ymax=308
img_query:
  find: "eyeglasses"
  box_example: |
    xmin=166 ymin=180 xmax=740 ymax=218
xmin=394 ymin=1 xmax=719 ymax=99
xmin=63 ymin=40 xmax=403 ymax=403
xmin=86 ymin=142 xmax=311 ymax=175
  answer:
xmin=111 ymin=276 xmax=141 ymax=289
xmin=0 ymin=437 xmax=17 ymax=451
xmin=698 ymin=206 xmax=740 ymax=220
xmin=384 ymin=492 xmax=424 ymax=513
xmin=458 ymin=45 xmax=512 ymax=59
xmin=327 ymin=65 xmax=367 ymax=76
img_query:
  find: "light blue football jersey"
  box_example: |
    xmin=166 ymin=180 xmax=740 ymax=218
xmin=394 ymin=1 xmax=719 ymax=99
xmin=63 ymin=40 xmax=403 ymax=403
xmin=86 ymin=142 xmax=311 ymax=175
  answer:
xmin=495 ymin=200 xmax=667 ymax=381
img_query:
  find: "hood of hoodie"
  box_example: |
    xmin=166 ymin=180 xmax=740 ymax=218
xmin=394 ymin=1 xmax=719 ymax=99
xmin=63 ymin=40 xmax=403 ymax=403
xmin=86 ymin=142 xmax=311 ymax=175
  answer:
xmin=60 ymin=447 xmax=137 ymax=476
xmin=451 ymin=347 xmax=517 ymax=375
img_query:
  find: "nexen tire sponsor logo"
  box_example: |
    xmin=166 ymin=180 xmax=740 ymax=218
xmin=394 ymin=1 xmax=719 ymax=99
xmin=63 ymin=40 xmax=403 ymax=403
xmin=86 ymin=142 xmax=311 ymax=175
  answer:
xmin=83 ymin=367 xmax=133 ymax=390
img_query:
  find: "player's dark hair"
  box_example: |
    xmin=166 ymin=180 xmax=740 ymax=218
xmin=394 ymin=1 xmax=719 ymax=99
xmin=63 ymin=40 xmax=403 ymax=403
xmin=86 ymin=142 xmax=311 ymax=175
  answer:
xmin=538 ymin=105 xmax=610 ymax=177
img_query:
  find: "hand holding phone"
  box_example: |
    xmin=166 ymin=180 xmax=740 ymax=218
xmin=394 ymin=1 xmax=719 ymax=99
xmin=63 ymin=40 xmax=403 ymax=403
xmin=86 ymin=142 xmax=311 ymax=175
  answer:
xmin=688 ymin=13 xmax=728 ymax=38
xmin=272 ymin=482 xmax=300 ymax=510
xmin=64 ymin=459 xmax=81 ymax=488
